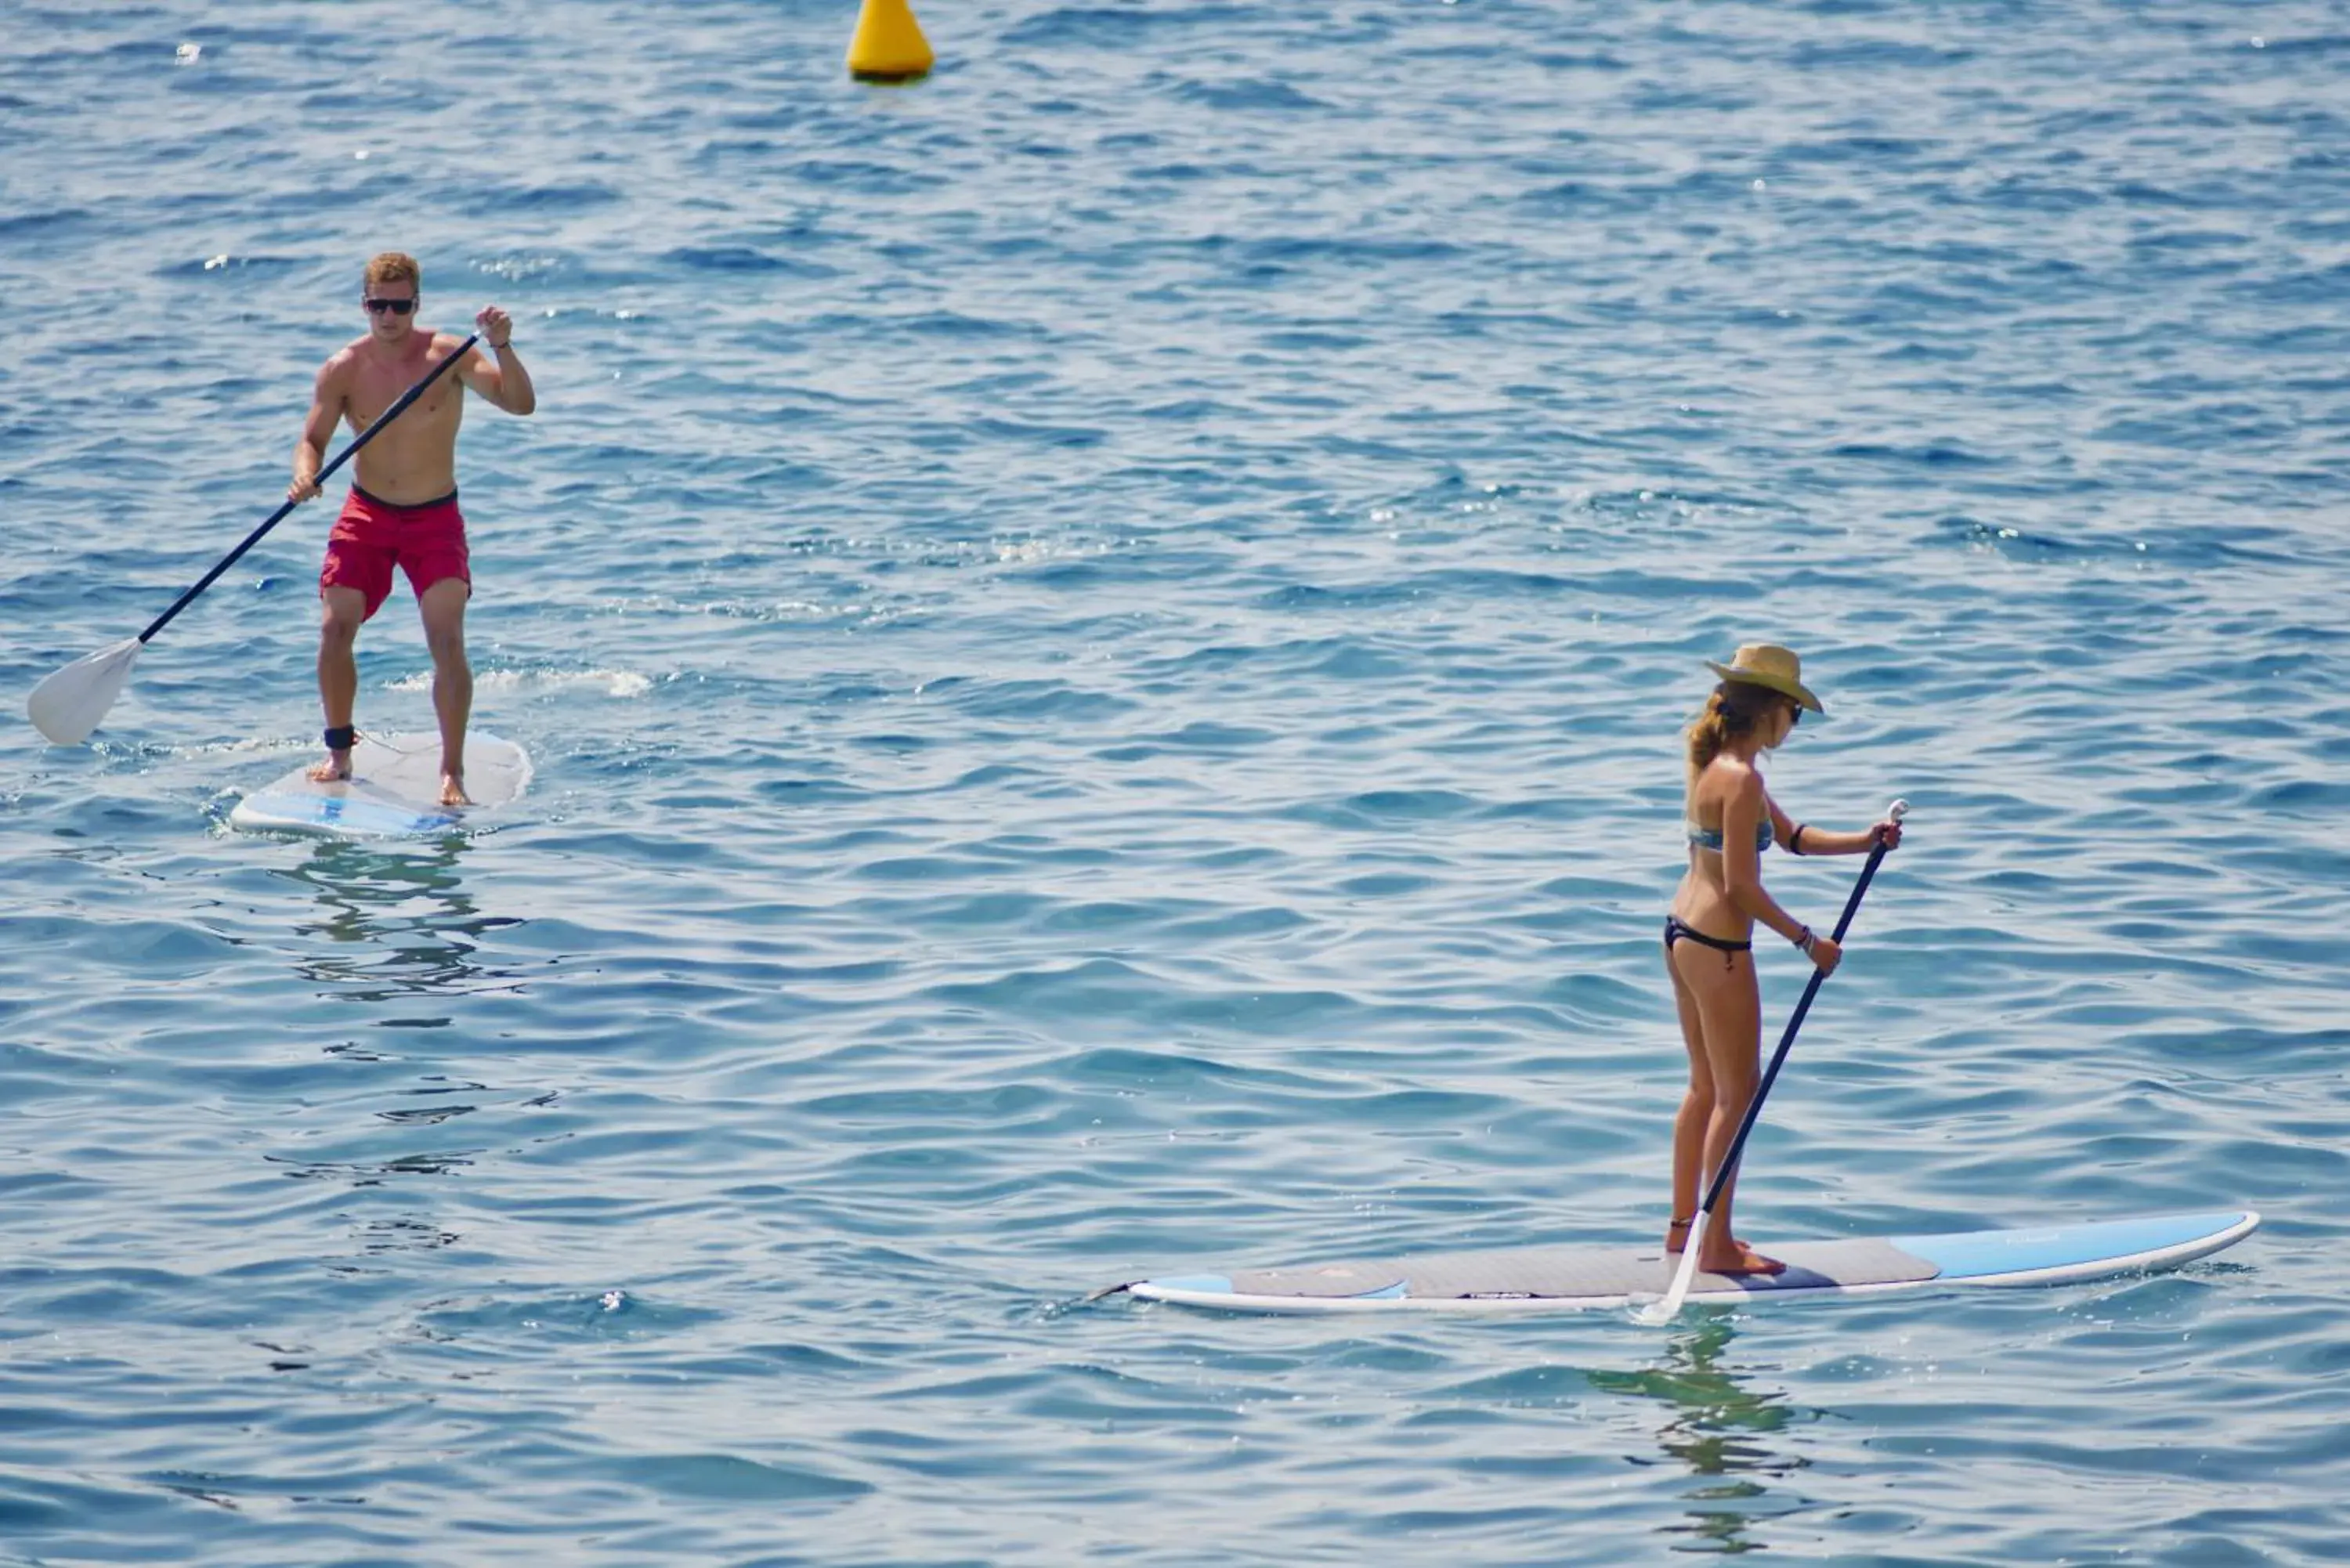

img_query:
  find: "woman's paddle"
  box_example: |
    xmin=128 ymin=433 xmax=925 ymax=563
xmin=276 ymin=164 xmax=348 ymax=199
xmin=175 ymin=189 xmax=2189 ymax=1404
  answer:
xmin=1638 ymin=797 xmax=1908 ymax=1324
xmin=27 ymin=333 xmax=479 ymax=745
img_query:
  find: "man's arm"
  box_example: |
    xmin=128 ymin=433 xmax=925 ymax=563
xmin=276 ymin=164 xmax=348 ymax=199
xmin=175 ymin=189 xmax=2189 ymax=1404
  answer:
xmin=457 ymin=307 xmax=537 ymax=415
xmin=287 ymin=356 xmax=347 ymax=502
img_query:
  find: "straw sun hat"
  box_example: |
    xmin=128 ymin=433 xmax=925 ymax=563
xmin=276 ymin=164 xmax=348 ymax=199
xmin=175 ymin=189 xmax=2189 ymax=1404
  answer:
xmin=1705 ymin=643 xmax=1824 ymax=714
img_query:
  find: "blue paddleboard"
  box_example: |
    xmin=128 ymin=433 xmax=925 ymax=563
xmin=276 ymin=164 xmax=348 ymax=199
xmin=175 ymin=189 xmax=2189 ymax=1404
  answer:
xmin=1104 ymin=1210 xmax=2258 ymax=1314
xmin=228 ymin=732 xmax=531 ymax=840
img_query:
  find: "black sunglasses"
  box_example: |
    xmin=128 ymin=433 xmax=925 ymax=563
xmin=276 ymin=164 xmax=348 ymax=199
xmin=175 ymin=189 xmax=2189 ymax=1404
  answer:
xmin=363 ymin=297 xmax=417 ymax=315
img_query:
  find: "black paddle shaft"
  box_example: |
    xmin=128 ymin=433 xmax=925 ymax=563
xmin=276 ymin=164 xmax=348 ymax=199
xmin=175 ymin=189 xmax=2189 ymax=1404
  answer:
xmin=1697 ymin=826 xmax=1899 ymax=1216
xmin=136 ymin=333 xmax=480 ymax=645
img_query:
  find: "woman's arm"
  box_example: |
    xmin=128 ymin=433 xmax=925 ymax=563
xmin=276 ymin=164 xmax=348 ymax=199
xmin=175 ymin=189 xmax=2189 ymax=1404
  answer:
xmin=1722 ymin=770 xmax=1813 ymax=945
xmin=1784 ymin=815 xmax=1904 ymax=857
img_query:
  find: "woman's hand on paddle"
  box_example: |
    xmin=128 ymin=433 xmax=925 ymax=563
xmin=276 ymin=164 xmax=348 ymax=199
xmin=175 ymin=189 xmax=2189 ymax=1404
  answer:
xmin=1807 ymin=933 xmax=1843 ymax=975
xmin=1871 ymin=817 xmax=1904 ymax=851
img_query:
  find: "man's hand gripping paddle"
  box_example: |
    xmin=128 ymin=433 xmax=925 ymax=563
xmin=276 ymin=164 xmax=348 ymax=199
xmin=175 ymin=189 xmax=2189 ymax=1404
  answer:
xmin=27 ymin=334 xmax=479 ymax=746
xmin=1637 ymin=798 xmax=1909 ymax=1324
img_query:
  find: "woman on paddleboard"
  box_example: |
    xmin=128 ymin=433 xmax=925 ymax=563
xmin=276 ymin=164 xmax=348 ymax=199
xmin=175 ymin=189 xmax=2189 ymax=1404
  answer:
xmin=1664 ymin=645 xmax=1901 ymax=1274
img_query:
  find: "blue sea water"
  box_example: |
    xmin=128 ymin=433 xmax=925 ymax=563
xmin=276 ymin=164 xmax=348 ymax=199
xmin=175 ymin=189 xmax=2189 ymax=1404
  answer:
xmin=4 ymin=0 xmax=2348 ymax=1560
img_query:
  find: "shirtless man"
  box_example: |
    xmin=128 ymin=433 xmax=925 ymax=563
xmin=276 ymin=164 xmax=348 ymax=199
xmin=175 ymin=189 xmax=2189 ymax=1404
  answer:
xmin=287 ymin=251 xmax=535 ymax=806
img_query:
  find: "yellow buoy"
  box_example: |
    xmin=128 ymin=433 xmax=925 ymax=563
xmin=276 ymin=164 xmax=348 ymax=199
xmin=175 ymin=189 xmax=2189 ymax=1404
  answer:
xmin=847 ymin=0 xmax=934 ymax=83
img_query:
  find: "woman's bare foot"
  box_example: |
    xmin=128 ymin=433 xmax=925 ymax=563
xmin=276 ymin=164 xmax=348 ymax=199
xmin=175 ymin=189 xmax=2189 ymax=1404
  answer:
xmin=1695 ymin=1237 xmax=1786 ymax=1276
xmin=1665 ymin=1216 xmax=1693 ymax=1255
xmin=306 ymin=752 xmax=352 ymax=784
xmin=436 ymin=771 xmax=472 ymax=807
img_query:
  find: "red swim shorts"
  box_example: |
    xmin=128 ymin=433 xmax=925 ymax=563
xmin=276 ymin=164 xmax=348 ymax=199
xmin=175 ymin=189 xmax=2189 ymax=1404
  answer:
xmin=319 ymin=484 xmax=472 ymax=622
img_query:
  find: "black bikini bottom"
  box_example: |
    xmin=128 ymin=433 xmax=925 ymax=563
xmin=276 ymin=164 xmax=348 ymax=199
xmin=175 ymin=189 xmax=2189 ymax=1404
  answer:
xmin=1663 ymin=915 xmax=1750 ymax=967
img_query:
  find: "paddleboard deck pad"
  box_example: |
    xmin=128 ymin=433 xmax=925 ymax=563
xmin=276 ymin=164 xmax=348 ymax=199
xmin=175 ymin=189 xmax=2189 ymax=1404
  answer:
xmin=228 ymin=732 xmax=530 ymax=840
xmin=1104 ymin=1211 xmax=2258 ymax=1314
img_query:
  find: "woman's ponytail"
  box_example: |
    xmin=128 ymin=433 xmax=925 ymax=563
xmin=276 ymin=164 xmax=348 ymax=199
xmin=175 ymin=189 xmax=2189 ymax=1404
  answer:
xmin=1687 ymin=688 xmax=1731 ymax=781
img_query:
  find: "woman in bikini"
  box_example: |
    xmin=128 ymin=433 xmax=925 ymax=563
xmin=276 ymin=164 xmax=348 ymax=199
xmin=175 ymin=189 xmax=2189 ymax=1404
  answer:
xmin=1662 ymin=645 xmax=1902 ymax=1275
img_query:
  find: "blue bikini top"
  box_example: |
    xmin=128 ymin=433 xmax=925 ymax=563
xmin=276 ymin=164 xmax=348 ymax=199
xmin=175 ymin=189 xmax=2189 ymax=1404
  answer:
xmin=1688 ymin=818 xmax=1773 ymax=854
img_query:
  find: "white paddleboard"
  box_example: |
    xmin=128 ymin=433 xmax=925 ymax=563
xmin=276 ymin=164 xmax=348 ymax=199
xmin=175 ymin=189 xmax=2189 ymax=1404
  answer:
xmin=228 ymin=731 xmax=531 ymax=840
xmin=1101 ymin=1210 xmax=2259 ymax=1315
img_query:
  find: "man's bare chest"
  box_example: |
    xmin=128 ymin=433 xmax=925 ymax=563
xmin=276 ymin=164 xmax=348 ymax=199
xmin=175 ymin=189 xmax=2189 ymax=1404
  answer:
xmin=348 ymin=358 xmax=461 ymax=428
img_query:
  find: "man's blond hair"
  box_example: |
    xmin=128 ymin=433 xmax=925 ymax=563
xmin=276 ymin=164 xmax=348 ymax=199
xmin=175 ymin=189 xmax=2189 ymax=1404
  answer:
xmin=363 ymin=251 xmax=421 ymax=291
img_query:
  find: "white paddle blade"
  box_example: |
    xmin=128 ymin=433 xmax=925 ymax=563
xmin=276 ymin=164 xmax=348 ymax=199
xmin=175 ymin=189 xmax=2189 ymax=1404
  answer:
xmin=1635 ymin=1209 xmax=1708 ymax=1324
xmin=28 ymin=638 xmax=143 ymax=744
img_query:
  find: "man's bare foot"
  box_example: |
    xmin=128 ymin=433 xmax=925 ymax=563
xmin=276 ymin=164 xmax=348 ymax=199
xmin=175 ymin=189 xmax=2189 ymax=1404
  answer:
xmin=307 ymin=752 xmax=352 ymax=784
xmin=1695 ymin=1238 xmax=1786 ymax=1276
xmin=437 ymin=771 xmax=472 ymax=807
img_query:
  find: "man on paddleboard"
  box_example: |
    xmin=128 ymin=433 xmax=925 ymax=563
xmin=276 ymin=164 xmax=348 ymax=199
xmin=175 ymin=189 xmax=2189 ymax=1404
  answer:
xmin=287 ymin=251 xmax=534 ymax=806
